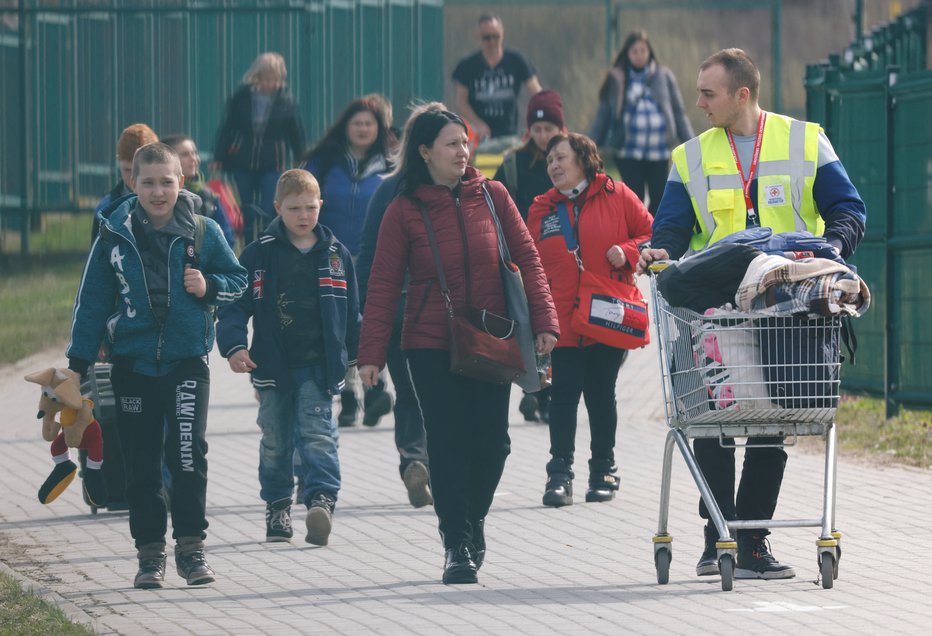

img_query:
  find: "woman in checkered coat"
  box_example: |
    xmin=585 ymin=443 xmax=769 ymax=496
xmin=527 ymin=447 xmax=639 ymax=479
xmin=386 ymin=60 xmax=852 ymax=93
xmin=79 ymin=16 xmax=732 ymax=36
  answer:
xmin=589 ymin=30 xmax=693 ymax=215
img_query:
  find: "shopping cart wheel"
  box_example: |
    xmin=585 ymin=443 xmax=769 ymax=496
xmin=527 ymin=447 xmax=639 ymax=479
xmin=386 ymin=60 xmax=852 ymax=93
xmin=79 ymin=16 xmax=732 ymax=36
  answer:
xmin=833 ymin=540 xmax=841 ymax=580
xmin=719 ymin=554 xmax=735 ymax=592
xmin=90 ymin=505 xmax=98 ymax=515
xmin=819 ymin=554 xmax=834 ymax=589
xmin=655 ymin=548 xmax=671 ymax=585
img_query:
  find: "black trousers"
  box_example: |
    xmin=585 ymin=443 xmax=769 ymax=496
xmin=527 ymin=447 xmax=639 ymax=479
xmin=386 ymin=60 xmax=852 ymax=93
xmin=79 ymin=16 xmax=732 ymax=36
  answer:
xmin=406 ymin=349 xmax=511 ymax=549
xmin=385 ymin=323 xmax=429 ymax=477
xmin=614 ymin=157 xmax=669 ymax=216
xmin=694 ymin=436 xmax=787 ymax=539
xmin=548 ymin=344 xmax=628 ymax=464
xmin=111 ymin=357 xmax=210 ymax=548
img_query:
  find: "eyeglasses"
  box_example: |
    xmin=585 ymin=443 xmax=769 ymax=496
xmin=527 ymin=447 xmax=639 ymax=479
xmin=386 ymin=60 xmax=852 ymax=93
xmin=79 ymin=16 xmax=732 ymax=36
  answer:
xmin=481 ymin=34 xmax=501 ymax=42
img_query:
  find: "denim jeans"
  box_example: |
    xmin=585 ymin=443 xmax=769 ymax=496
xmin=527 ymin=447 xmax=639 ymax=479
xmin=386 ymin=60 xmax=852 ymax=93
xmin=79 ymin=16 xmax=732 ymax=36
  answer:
xmin=257 ymin=366 xmax=340 ymax=506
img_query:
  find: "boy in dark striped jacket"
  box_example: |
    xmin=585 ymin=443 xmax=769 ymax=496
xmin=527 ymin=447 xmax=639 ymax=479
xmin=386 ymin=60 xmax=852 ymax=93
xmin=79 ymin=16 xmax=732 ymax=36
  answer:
xmin=216 ymin=169 xmax=360 ymax=547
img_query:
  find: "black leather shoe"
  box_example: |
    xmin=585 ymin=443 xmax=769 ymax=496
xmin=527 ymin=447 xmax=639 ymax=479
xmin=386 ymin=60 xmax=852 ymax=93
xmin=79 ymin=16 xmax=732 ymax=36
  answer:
xmin=442 ymin=543 xmax=478 ymax=584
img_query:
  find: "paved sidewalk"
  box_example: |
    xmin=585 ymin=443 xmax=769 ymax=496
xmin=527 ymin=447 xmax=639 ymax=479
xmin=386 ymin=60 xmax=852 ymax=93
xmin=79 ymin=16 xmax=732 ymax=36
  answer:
xmin=3 ymin=330 xmax=932 ymax=635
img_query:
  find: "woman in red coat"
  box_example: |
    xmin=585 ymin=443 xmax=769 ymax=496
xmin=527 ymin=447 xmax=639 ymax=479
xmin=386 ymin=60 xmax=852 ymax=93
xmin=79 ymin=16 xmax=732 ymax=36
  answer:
xmin=527 ymin=132 xmax=652 ymax=507
xmin=358 ymin=109 xmax=559 ymax=585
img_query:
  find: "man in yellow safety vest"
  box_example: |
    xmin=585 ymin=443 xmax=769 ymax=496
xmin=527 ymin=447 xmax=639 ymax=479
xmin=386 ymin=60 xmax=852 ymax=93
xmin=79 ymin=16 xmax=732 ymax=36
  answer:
xmin=638 ymin=48 xmax=866 ymax=581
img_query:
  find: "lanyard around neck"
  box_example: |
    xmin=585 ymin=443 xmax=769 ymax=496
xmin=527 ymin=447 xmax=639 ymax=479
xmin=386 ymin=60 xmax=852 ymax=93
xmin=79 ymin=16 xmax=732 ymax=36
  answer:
xmin=725 ymin=111 xmax=766 ymax=220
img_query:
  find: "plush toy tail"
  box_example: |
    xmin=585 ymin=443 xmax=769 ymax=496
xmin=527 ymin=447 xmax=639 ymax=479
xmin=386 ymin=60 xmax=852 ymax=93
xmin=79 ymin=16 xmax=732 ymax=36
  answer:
xmin=38 ymin=460 xmax=77 ymax=504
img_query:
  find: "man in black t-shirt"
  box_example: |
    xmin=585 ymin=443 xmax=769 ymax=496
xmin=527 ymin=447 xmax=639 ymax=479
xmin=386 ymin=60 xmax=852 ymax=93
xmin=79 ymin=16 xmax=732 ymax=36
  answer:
xmin=452 ymin=14 xmax=541 ymax=150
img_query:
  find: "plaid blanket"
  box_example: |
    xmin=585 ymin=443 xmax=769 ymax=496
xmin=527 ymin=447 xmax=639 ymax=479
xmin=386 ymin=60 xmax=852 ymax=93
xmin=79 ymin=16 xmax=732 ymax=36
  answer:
xmin=735 ymin=254 xmax=870 ymax=317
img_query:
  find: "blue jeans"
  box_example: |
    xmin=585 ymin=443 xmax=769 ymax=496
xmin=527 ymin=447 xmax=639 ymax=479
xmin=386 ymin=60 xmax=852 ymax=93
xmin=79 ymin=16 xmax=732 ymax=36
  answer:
xmin=257 ymin=367 xmax=340 ymax=506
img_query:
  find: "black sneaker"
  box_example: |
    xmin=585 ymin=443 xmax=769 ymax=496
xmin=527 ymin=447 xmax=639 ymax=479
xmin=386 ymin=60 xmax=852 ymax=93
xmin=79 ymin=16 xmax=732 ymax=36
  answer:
xmin=134 ymin=555 xmax=166 ymax=589
xmin=362 ymin=384 xmax=394 ymax=427
xmin=519 ymin=394 xmax=540 ymax=422
xmin=736 ymin=535 xmax=796 ymax=579
xmin=265 ymin=497 xmax=294 ymax=542
xmin=305 ymin=492 xmax=336 ymax=546
xmin=584 ymin=458 xmax=619 ymax=503
xmin=696 ymin=524 xmax=720 ymax=576
xmin=542 ymin=458 xmax=574 ymax=507
xmin=175 ymin=550 xmax=216 ymax=585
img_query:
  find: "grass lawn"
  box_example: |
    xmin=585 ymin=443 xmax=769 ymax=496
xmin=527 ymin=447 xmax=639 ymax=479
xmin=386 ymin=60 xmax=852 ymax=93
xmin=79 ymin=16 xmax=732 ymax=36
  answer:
xmin=0 ymin=570 xmax=95 ymax=636
xmin=0 ymin=257 xmax=85 ymax=365
xmin=835 ymin=396 xmax=932 ymax=468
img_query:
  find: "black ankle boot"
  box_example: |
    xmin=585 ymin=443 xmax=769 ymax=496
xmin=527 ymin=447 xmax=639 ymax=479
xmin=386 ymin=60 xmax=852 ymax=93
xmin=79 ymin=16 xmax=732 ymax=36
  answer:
xmin=542 ymin=458 xmax=574 ymax=507
xmin=470 ymin=518 xmax=486 ymax=570
xmin=585 ymin=458 xmax=619 ymax=502
xmin=442 ymin=543 xmax=478 ymax=584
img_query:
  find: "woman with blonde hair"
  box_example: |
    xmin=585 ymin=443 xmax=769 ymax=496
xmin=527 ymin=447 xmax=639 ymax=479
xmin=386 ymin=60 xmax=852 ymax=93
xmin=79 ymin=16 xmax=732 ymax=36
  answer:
xmin=213 ymin=52 xmax=306 ymax=242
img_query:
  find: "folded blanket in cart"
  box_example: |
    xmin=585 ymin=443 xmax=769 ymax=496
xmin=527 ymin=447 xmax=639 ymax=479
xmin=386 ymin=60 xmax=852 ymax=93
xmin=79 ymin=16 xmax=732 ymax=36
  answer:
xmin=735 ymin=253 xmax=870 ymax=318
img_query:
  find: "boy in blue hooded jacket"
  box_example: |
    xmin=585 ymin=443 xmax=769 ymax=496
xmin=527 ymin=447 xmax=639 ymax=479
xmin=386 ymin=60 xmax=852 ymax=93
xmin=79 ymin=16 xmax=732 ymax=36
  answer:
xmin=68 ymin=143 xmax=247 ymax=589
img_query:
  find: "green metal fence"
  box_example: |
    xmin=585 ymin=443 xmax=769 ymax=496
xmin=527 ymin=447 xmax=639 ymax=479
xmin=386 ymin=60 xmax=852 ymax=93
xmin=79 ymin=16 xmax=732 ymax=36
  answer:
xmin=0 ymin=0 xmax=444 ymax=252
xmin=805 ymin=4 xmax=931 ymax=413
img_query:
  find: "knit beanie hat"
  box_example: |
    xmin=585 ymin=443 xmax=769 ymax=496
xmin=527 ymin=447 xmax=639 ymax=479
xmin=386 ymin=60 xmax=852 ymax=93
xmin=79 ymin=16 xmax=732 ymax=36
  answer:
xmin=526 ymin=89 xmax=565 ymax=129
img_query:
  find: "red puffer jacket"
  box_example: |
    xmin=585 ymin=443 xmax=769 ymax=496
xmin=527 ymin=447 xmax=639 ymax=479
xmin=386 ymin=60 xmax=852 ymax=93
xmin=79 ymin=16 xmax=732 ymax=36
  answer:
xmin=527 ymin=173 xmax=652 ymax=348
xmin=359 ymin=167 xmax=559 ymax=369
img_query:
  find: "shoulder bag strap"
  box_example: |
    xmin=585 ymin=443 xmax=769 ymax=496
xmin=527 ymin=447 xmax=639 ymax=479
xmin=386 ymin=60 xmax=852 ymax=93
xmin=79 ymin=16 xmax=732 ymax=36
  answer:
xmin=554 ymin=201 xmax=584 ymax=272
xmin=416 ymin=200 xmax=454 ymax=317
xmin=481 ymin=183 xmax=512 ymax=265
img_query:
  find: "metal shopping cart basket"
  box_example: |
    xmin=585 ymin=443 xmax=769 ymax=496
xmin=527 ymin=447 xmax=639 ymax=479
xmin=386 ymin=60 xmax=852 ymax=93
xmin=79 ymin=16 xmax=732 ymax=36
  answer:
xmin=648 ymin=264 xmax=842 ymax=591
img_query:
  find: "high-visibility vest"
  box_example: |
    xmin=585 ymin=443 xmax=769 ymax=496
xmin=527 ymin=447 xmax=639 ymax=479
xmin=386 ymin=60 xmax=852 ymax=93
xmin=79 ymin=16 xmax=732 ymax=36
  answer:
xmin=671 ymin=111 xmax=824 ymax=252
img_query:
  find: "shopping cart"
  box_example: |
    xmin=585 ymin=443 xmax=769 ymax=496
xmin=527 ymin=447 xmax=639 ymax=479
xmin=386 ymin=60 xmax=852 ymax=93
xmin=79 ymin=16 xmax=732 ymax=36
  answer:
xmin=648 ymin=263 xmax=842 ymax=591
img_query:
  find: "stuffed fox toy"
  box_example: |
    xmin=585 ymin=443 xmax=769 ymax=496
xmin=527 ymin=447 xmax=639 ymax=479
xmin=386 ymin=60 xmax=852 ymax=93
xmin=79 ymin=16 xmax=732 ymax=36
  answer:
xmin=25 ymin=368 xmax=107 ymax=506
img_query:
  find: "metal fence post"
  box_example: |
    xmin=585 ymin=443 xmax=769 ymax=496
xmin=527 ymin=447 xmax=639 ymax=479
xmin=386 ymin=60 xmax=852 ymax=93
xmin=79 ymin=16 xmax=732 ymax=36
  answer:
xmin=772 ymin=0 xmax=782 ymax=114
xmin=884 ymin=65 xmax=899 ymax=419
xmin=18 ymin=0 xmax=29 ymax=255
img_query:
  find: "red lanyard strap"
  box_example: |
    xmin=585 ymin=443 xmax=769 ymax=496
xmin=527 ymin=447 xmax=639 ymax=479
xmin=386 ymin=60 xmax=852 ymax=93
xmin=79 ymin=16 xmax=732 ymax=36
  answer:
xmin=726 ymin=111 xmax=766 ymax=217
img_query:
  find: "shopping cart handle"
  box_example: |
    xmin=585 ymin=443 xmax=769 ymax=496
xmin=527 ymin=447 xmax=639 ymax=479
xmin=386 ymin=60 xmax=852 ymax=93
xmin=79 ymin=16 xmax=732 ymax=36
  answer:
xmin=647 ymin=260 xmax=674 ymax=274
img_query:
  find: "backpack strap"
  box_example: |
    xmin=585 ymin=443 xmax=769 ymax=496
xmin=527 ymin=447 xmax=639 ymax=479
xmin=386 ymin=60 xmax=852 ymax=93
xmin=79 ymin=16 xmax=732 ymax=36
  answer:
xmin=194 ymin=214 xmax=206 ymax=257
xmin=185 ymin=214 xmax=208 ymax=269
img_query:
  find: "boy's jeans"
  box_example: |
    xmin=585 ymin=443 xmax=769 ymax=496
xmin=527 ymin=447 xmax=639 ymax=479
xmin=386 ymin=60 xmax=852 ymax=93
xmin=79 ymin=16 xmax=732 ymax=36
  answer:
xmin=257 ymin=366 xmax=340 ymax=506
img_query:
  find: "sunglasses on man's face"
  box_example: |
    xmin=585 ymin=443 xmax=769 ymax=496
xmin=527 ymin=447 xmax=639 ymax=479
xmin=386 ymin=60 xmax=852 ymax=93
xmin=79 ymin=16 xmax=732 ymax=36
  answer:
xmin=481 ymin=33 xmax=501 ymax=42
